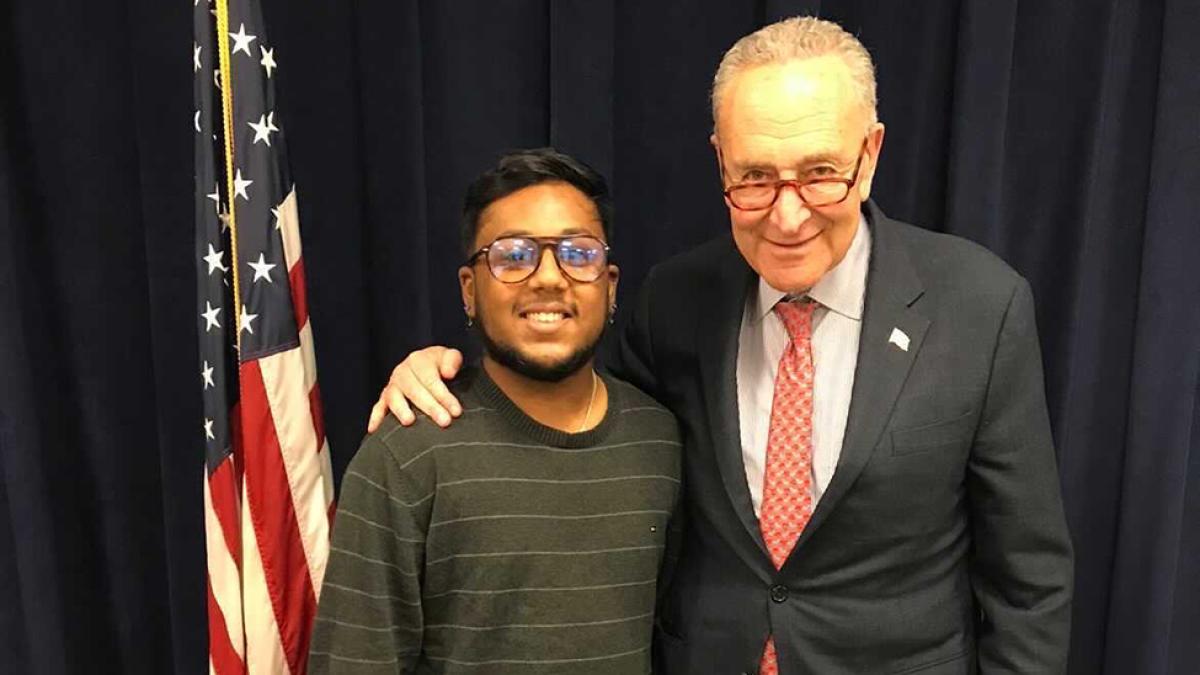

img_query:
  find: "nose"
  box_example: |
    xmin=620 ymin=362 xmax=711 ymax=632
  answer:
xmin=770 ymin=183 xmax=811 ymax=235
xmin=527 ymin=247 xmax=569 ymax=289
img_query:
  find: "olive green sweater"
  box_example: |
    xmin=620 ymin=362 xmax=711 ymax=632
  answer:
xmin=310 ymin=366 xmax=681 ymax=674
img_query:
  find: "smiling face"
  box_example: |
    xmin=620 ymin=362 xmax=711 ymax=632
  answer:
xmin=714 ymin=55 xmax=884 ymax=293
xmin=460 ymin=181 xmax=618 ymax=382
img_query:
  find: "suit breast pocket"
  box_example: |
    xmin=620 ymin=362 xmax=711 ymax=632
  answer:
xmin=890 ymin=411 xmax=977 ymax=457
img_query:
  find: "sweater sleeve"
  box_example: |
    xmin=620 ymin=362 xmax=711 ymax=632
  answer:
xmin=310 ymin=431 xmax=432 ymax=673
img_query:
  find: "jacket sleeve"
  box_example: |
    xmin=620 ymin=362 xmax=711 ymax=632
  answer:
xmin=967 ymin=279 xmax=1074 ymax=673
xmin=309 ymin=434 xmax=430 ymax=673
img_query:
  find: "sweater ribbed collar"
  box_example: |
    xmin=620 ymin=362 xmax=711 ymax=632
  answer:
xmin=463 ymin=364 xmax=621 ymax=449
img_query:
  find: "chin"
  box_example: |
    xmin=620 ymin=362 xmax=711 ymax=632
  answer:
xmin=756 ymin=264 xmax=825 ymax=294
xmin=518 ymin=348 xmax=575 ymax=371
xmin=736 ymin=240 xmax=828 ymax=293
xmin=478 ymin=329 xmax=599 ymax=383
xmin=502 ymin=349 xmax=593 ymax=383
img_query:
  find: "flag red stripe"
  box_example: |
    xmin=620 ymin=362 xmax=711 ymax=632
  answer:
xmin=207 ymin=575 xmax=246 ymax=675
xmin=308 ymin=381 xmax=326 ymax=455
xmin=240 ymin=360 xmax=317 ymax=675
xmin=288 ymin=258 xmax=309 ymax=330
xmin=230 ymin=401 xmax=244 ymax=487
xmin=209 ymin=457 xmax=243 ymax=570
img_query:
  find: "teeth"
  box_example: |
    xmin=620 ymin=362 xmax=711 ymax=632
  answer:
xmin=527 ymin=312 xmax=565 ymax=323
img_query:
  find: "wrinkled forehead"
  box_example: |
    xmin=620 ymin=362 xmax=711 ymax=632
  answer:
xmin=716 ymin=58 xmax=866 ymax=164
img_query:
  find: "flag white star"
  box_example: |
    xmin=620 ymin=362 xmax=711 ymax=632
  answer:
xmin=229 ymin=23 xmax=257 ymax=57
xmin=213 ymin=69 xmax=221 ymax=90
xmin=206 ymin=183 xmax=221 ymax=210
xmin=260 ymin=46 xmax=277 ymax=78
xmin=271 ymin=206 xmax=282 ymax=230
xmin=240 ymin=305 xmax=258 ymax=334
xmin=201 ymin=301 xmax=222 ymax=331
xmin=203 ymin=243 xmax=228 ymax=275
xmin=194 ymin=110 xmax=201 ymax=133
xmin=266 ymin=111 xmax=279 ymax=133
xmin=201 ymin=360 xmax=215 ymax=389
xmin=204 ymin=418 xmax=216 ymax=440
xmin=248 ymin=252 xmax=277 ymax=283
xmin=193 ymin=43 xmax=202 ymax=72
xmin=248 ymin=113 xmax=275 ymax=146
xmin=218 ymin=210 xmax=231 ymax=232
xmin=233 ymin=169 xmax=253 ymax=201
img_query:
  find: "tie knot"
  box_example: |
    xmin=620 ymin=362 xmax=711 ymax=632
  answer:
xmin=774 ymin=299 xmax=816 ymax=341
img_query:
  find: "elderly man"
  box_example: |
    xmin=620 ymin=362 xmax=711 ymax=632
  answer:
xmin=370 ymin=17 xmax=1073 ymax=674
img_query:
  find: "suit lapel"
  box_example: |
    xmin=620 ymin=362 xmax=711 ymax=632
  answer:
xmin=697 ymin=240 xmax=770 ymax=558
xmin=788 ymin=203 xmax=929 ymax=557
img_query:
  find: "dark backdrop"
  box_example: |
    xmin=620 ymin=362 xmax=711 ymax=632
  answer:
xmin=1 ymin=0 xmax=1196 ymax=673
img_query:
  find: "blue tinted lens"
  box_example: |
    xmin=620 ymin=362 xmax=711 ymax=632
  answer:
xmin=555 ymin=237 xmax=606 ymax=281
xmin=488 ymin=238 xmax=540 ymax=280
xmin=499 ymin=244 xmax=535 ymax=264
xmin=557 ymin=238 xmax=605 ymax=267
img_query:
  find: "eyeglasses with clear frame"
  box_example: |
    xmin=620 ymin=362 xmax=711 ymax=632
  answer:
xmin=464 ymin=235 xmax=611 ymax=284
xmin=719 ymin=138 xmax=870 ymax=211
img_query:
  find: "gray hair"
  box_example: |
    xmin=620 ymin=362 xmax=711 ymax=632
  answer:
xmin=711 ymin=16 xmax=878 ymax=130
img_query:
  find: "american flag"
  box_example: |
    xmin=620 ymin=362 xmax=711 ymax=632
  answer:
xmin=194 ymin=0 xmax=334 ymax=672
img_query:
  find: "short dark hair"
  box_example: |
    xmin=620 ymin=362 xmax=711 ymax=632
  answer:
xmin=461 ymin=148 xmax=613 ymax=257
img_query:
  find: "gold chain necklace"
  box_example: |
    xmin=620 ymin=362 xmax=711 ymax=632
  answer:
xmin=577 ymin=371 xmax=598 ymax=433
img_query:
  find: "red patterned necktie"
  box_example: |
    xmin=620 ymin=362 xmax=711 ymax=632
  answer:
xmin=759 ymin=299 xmax=817 ymax=675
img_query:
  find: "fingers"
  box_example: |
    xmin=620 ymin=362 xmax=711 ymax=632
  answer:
xmin=367 ymin=399 xmax=386 ymax=433
xmin=406 ymin=350 xmax=458 ymax=427
xmin=365 ymin=346 xmax=464 ymax=433
xmin=438 ymin=349 xmax=464 ymax=417
xmin=385 ymin=387 xmax=417 ymax=426
xmin=367 ymin=386 xmax=416 ymax=433
xmin=438 ymin=348 xmax=464 ymax=378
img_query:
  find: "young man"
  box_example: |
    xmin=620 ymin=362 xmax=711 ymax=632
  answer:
xmin=309 ymin=149 xmax=681 ymax=673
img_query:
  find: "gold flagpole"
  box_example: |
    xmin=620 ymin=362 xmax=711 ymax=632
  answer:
xmin=214 ymin=0 xmax=242 ymax=355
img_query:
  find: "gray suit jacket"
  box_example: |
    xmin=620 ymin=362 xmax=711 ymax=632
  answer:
xmin=612 ymin=202 xmax=1073 ymax=674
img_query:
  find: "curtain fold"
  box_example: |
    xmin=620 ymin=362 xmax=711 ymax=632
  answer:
xmin=1104 ymin=0 xmax=1200 ymax=671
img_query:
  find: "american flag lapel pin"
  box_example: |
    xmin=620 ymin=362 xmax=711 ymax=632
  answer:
xmin=888 ymin=327 xmax=910 ymax=352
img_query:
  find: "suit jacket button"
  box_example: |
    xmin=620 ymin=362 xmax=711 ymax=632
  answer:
xmin=770 ymin=584 xmax=789 ymax=603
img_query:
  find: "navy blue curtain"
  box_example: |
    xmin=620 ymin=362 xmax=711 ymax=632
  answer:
xmin=1 ymin=0 xmax=1196 ymax=672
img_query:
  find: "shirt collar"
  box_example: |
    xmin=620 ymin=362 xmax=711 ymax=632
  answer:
xmin=751 ymin=213 xmax=871 ymax=323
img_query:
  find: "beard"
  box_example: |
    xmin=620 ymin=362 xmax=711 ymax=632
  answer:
xmin=474 ymin=302 xmax=603 ymax=383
